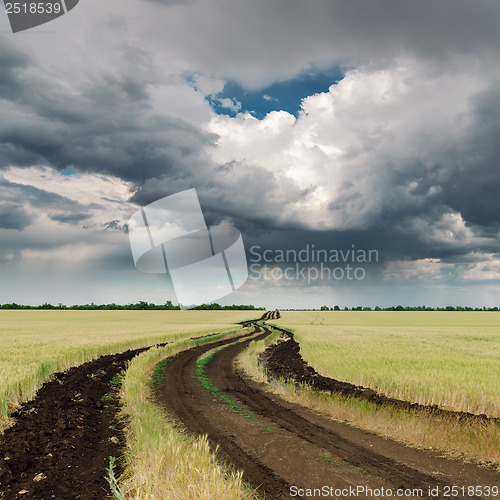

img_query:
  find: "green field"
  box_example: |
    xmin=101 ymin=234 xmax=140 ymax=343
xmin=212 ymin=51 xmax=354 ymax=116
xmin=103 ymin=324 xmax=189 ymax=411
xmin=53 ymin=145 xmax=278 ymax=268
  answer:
xmin=273 ymin=311 xmax=500 ymax=418
xmin=0 ymin=310 xmax=258 ymax=433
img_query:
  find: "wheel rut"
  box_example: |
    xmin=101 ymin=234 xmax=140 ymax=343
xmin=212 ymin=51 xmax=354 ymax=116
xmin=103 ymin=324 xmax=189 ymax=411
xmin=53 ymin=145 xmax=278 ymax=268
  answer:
xmin=155 ymin=322 xmax=500 ymax=500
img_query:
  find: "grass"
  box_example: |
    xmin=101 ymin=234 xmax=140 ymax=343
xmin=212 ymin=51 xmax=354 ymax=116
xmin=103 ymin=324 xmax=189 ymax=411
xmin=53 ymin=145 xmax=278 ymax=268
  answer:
xmin=238 ymin=323 xmax=500 ymax=468
xmin=236 ymin=327 xmax=282 ymax=386
xmin=110 ymin=370 xmax=125 ymax=387
xmin=149 ymin=358 xmax=171 ymax=390
xmin=118 ymin=330 xmax=259 ymax=499
xmin=106 ymin=456 xmax=127 ymax=500
xmin=196 ymin=347 xmax=254 ymax=419
xmin=271 ymin=311 xmax=500 ymax=417
xmin=0 ymin=310 xmax=258 ymax=434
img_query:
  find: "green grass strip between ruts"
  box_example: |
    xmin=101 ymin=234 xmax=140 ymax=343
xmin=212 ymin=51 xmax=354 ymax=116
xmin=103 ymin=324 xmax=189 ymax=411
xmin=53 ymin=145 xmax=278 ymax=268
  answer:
xmin=196 ymin=347 xmax=254 ymax=419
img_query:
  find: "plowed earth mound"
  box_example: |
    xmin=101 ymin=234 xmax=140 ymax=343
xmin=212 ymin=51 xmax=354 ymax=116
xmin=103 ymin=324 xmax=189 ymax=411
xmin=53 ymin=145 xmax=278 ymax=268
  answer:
xmin=263 ymin=327 xmax=500 ymax=425
xmin=0 ymin=347 xmax=149 ymax=500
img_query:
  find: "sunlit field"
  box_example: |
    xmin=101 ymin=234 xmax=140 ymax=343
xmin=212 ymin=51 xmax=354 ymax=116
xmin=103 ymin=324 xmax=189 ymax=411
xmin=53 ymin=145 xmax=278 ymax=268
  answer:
xmin=0 ymin=310 xmax=258 ymax=433
xmin=273 ymin=311 xmax=500 ymax=418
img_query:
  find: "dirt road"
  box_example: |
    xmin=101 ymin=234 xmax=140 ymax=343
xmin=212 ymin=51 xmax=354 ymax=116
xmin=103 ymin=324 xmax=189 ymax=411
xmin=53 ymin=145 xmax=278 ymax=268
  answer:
xmin=155 ymin=323 xmax=500 ymax=500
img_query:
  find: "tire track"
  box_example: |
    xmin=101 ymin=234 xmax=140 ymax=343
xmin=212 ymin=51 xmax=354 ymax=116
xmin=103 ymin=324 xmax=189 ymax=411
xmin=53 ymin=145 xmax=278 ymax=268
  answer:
xmin=155 ymin=327 xmax=296 ymax=498
xmin=156 ymin=321 xmax=500 ymax=500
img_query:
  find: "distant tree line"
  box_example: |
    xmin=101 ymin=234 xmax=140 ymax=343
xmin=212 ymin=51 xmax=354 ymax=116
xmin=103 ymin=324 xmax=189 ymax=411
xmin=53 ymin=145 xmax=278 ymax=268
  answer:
xmin=319 ymin=305 xmax=499 ymax=311
xmin=189 ymin=303 xmax=265 ymax=310
xmin=0 ymin=301 xmax=265 ymax=311
xmin=2 ymin=302 xmax=496 ymax=311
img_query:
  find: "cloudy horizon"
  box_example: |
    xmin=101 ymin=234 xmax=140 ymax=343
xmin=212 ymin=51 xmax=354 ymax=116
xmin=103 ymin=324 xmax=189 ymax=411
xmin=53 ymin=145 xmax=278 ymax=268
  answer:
xmin=0 ymin=0 xmax=499 ymax=308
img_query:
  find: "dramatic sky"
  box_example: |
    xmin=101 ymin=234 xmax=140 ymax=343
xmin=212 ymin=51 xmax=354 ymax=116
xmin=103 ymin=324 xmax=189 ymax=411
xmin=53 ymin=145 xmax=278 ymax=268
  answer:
xmin=0 ymin=0 xmax=499 ymax=308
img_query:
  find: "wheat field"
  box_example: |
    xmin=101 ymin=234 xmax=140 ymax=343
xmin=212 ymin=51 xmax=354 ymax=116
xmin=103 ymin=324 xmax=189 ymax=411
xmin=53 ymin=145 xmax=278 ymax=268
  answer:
xmin=0 ymin=310 xmax=258 ymax=433
xmin=273 ymin=311 xmax=500 ymax=418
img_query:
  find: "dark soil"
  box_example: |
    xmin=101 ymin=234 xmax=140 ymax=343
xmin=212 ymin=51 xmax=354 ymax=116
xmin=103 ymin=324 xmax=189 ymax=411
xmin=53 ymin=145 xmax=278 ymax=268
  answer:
xmin=262 ymin=326 xmax=500 ymax=425
xmin=260 ymin=311 xmax=281 ymax=321
xmin=155 ymin=323 xmax=500 ymax=500
xmin=0 ymin=347 xmax=150 ymax=500
xmin=0 ymin=328 xmax=231 ymax=500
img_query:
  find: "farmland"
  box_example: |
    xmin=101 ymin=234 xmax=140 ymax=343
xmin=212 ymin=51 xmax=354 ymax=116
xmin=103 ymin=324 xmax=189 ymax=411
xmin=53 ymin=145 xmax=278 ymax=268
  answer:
xmin=0 ymin=310 xmax=258 ymax=433
xmin=1 ymin=310 xmax=499 ymax=499
xmin=272 ymin=311 xmax=500 ymax=418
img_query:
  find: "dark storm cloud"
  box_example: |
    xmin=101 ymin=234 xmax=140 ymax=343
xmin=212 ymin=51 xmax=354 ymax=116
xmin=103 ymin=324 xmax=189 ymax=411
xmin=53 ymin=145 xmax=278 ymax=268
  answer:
xmin=129 ymin=159 xmax=312 ymax=232
xmin=246 ymin=223 xmax=490 ymax=267
xmin=0 ymin=175 xmax=102 ymax=230
xmin=146 ymin=0 xmax=500 ymax=89
xmin=0 ymin=42 xmax=31 ymax=101
xmin=0 ymin=43 xmax=213 ymax=185
xmin=367 ymin=88 xmax=500 ymax=235
xmin=0 ymin=202 xmax=33 ymax=230
xmin=0 ymin=176 xmax=95 ymax=212
xmin=102 ymin=220 xmax=128 ymax=232
xmin=225 ymin=180 xmax=497 ymax=276
xmin=440 ymin=87 xmax=500 ymax=227
xmin=322 ymin=0 xmax=500 ymax=61
xmin=0 ymin=96 xmax=211 ymax=186
xmin=0 ymin=0 xmax=498 ymax=294
xmin=49 ymin=212 xmax=91 ymax=224
xmin=128 ymin=142 xmax=499 ymax=269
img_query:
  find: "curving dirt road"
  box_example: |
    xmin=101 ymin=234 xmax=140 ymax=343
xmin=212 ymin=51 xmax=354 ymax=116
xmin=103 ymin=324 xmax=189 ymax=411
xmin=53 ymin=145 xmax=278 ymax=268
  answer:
xmin=155 ymin=322 xmax=500 ymax=500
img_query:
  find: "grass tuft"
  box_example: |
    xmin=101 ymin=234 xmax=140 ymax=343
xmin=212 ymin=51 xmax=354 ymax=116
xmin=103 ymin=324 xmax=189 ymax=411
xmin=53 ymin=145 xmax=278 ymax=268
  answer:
xmin=196 ymin=348 xmax=254 ymax=419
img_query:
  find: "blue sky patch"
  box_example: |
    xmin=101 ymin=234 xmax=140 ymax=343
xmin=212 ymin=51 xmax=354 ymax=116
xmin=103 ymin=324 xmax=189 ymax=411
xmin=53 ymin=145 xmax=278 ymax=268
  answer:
xmin=205 ymin=66 xmax=344 ymax=119
xmin=58 ymin=166 xmax=78 ymax=176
